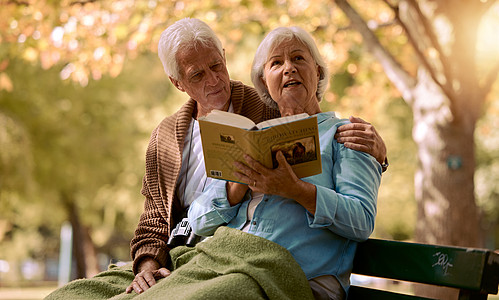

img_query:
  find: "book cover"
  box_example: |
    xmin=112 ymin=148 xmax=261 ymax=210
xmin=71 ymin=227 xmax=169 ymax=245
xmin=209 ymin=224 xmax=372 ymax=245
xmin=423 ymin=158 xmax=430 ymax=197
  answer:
xmin=198 ymin=111 xmax=322 ymax=183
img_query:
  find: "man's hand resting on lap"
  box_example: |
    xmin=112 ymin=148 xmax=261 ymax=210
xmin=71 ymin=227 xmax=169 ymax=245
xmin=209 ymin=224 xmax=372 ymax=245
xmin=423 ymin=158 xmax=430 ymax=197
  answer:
xmin=126 ymin=257 xmax=171 ymax=294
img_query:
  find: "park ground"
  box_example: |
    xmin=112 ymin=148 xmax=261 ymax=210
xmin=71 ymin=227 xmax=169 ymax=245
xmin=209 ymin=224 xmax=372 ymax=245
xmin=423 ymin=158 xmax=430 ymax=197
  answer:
xmin=0 ymin=281 xmax=498 ymax=300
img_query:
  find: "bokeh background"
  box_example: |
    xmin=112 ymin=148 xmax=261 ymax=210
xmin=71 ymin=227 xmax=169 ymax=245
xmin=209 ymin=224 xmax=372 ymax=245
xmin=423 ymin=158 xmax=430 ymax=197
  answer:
xmin=1 ymin=0 xmax=498 ymax=299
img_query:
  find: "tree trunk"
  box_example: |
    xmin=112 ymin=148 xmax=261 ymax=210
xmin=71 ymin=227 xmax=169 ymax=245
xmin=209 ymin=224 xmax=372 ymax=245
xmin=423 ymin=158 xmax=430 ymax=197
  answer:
xmin=411 ymin=70 xmax=482 ymax=299
xmin=414 ymin=120 xmax=480 ymax=246
xmin=83 ymin=226 xmax=100 ymax=277
xmin=65 ymin=194 xmax=100 ymax=279
xmin=66 ymin=198 xmax=87 ymax=279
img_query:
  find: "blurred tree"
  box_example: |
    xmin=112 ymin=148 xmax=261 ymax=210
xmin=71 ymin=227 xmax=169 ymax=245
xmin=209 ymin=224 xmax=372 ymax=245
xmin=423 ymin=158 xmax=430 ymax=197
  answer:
xmin=334 ymin=0 xmax=499 ymax=297
xmin=0 ymin=54 xmax=174 ymax=279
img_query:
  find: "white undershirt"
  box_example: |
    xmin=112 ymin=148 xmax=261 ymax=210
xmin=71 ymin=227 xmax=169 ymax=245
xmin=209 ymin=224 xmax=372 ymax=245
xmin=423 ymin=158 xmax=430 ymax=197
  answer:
xmin=241 ymin=192 xmax=264 ymax=232
xmin=177 ymin=103 xmax=234 ymax=209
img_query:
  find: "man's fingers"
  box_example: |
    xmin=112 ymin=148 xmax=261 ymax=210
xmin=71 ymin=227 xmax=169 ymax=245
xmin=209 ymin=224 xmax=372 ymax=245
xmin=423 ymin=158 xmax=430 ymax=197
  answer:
xmin=143 ymin=272 xmax=157 ymax=286
xmin=343 ymin=142 xmax=371 ymax=153
xmin=336 ymin=116 xmax=386 ymax=165
xmin=133 ymin=274 xmax=153 ymax=293
xmin=349 ymin=115 xmax=369 ymax=124
xmin=339 ymin=135 xmax=372 ymax=143
xmin=336 ymin=122 xmax=370 ymax=133
xmin=336 ymin=130 xmax=375 ymax=140
xmin=127 ymin=268 xmax=171 ymax=294
xmin=132 ymin=281 xmax=145 ymax=294
xmin=156 ymin=268 xmax=171 ymax=278
xmin=125 ymin=285 xmax=133 ymax=294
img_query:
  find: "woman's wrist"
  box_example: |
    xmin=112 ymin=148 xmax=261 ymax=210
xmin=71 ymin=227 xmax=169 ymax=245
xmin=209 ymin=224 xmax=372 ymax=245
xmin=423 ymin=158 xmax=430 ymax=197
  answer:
xmin=284 ymin=180 xmax=317 ymax=214
xmin=226 ymin=182 xmax=248 ymax=206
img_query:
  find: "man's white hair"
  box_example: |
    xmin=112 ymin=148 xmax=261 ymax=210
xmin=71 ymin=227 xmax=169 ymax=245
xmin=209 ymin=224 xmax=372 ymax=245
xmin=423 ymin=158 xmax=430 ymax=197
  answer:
xmin=251 ymin=26 xmax=329 ymax=109
xmin=158 ymin=18 xmax=224 ymax=80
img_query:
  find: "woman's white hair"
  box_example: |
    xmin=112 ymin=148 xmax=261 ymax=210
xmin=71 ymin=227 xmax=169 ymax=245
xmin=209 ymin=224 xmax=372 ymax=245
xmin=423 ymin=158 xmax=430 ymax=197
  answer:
xmin=158 ymin=18 xmax=223 ymax=80
xmin=251 ymin=27 xmax=329 ymax=109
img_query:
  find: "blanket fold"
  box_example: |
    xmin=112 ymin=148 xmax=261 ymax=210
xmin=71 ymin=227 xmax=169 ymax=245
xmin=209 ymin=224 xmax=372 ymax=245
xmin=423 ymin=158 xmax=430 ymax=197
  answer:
xmin=46 ymin=227 xmax=314 ymax=300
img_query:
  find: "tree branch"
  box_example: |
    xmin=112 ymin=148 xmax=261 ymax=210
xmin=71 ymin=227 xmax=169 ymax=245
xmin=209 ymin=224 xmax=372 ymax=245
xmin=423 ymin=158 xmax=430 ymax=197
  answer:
xmin=334 ymin=0 xmax=417 ymax=105
xmin=406 ymin=0 xmax=453 ymax=89
xmin=385 ymin=0 xmax=455 ymax=102
xmin=336 ymin=20 xmax=396 ymax=32
xmin=70 ymin=0 xmax=98 ymax=5
xmin=5 ymin=0 xmax=29 ymax=5
xmin=481 ymin=61 xmax=499 ymax=100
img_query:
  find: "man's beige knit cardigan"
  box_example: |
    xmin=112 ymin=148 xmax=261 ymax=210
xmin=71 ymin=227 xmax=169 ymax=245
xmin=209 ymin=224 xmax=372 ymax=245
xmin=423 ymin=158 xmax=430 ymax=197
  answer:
xmin=130 ymin=81 xmax=280 ymax=274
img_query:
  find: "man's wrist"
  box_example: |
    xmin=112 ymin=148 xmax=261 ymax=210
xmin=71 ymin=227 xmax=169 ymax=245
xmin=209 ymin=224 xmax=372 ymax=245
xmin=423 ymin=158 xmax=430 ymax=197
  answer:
xmin=137 ymin=257 xmax=159 ymax=273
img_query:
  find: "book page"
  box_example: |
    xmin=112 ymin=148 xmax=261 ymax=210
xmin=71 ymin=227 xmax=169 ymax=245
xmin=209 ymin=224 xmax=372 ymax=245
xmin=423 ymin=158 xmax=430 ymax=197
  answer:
xmin=255 ymin=113 xmax=309 ymax=129
xmin=200 ymin=110 xmax=256 ymax=129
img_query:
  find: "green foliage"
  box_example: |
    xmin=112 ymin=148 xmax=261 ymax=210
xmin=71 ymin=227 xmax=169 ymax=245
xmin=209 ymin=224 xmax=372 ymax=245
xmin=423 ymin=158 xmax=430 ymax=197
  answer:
xmin=374 ymin=97 xmax=417 ymax=240
xmin=330 ymin=71 xmax=355 ymax=99
xmin=475 ymin=96 xmax=499 ymax=248
xmin=0 ymin=53 xmax=174 ymax=269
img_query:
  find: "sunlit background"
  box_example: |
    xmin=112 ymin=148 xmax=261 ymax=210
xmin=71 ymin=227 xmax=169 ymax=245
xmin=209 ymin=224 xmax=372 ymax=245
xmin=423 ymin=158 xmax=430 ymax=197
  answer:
xmin=0 ymin=0 xmax=498 ymax=298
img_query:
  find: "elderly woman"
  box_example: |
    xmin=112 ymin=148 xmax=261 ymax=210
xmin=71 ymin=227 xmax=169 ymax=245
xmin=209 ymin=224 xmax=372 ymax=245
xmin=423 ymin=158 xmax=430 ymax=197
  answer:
xmin=188 ymin=26 xmax=382 ymax=299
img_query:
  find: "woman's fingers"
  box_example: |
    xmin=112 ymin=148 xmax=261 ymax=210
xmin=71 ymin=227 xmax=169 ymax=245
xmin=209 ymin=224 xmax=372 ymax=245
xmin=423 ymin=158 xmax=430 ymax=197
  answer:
xmin=233 ymin=156 xmax=263 ymax=184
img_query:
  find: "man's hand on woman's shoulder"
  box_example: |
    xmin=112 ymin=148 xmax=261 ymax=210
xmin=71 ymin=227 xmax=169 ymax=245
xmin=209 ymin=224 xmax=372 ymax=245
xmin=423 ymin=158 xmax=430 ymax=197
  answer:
xmin=334 ymin=116 xmax=387 ymax=169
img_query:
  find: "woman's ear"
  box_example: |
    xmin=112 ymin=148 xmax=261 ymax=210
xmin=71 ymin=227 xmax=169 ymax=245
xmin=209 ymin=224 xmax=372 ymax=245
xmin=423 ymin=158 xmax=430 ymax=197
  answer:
xmin=169 ymin=76 xmax=185 ymax=92
xmin=260 ymin=76 xmax=267 ymax=90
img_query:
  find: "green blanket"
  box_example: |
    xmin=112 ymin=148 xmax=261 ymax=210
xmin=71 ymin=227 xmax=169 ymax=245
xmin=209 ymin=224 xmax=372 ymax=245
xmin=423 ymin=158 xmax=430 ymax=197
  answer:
xmin=46 ymin=227 xmax=314 ymax=300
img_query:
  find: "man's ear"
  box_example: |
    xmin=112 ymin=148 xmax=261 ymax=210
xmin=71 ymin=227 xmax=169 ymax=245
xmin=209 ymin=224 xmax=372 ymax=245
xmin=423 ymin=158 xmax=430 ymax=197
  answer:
xmin=169 ymin=76 xmax=185 ymax=92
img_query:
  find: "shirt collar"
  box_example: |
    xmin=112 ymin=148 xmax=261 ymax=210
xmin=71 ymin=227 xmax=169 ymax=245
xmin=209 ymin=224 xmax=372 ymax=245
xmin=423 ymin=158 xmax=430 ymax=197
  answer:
xmin=316 ymin=111 xmax=336 ymax=124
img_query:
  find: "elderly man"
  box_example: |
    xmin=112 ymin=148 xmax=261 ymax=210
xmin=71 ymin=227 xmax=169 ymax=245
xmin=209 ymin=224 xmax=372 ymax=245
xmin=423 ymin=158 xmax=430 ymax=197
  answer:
xmin=45 ymin=18 xmax=387 ymax=299
xmin=125 ymin=18 xmax=282 ymax=294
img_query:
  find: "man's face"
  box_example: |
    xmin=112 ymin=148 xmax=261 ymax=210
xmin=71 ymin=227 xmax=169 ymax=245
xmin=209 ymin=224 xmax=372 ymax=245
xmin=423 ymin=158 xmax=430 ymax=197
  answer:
xmin=170 ymin=42 xmax=231 ymax=115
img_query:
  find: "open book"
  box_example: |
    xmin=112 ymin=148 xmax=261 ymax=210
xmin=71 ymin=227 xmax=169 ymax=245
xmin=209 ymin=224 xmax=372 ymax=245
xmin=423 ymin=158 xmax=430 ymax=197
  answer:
xmin=198 ymin=110 xmax=322 ymax=183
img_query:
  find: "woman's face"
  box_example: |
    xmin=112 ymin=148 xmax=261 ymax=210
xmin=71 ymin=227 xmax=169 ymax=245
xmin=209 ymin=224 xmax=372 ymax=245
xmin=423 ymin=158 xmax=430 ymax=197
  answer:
xmin=262 ymin=38 xmax=320 ymax=112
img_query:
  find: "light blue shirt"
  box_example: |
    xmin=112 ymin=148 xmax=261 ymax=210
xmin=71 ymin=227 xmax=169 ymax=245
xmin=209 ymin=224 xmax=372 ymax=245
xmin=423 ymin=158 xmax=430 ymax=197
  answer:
xmin=188 ymin=112 xmax=382 ymax=292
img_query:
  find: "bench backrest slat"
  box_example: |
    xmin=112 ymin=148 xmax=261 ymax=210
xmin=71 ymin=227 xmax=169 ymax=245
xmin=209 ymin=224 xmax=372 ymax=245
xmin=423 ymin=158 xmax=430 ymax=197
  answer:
xmin=352 ymin=239 xmax=498 ymax=294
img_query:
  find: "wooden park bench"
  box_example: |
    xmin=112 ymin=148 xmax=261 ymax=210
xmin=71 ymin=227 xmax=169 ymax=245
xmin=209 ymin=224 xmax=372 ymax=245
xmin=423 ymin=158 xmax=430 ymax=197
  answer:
xmin=348 ymin=238 xmax=499 ymax=299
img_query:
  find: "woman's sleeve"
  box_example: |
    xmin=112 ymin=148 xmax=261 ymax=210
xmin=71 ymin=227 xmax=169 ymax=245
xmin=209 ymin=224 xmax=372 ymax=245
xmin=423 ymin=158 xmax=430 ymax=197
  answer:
xmin=307 ymin=142 xmax=382 ymax=242
xmin=188 ymin=179 xmax=244 ymax=236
